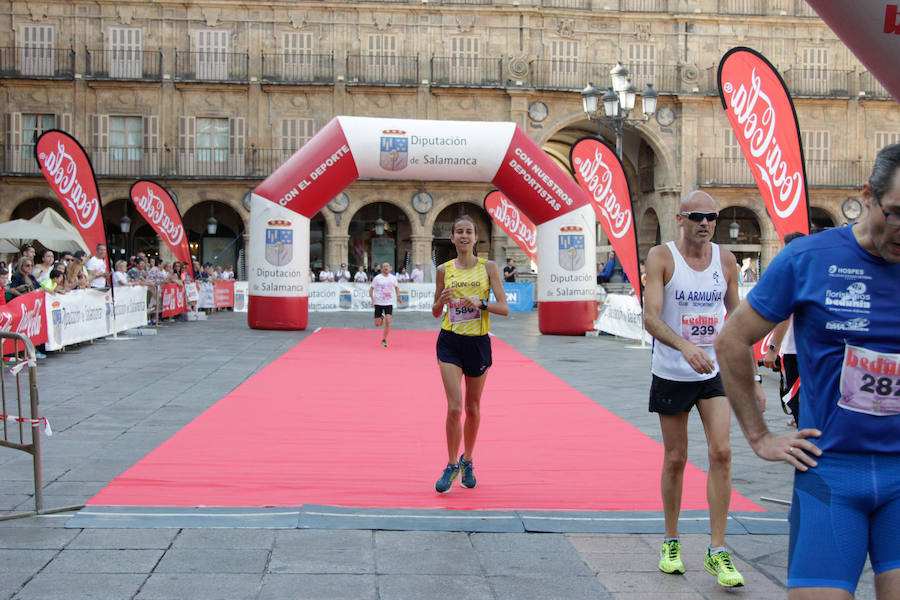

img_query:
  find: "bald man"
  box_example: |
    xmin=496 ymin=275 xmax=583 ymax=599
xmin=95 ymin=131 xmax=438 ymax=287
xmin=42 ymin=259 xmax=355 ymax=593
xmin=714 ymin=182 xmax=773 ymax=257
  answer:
xmin=643 ymin=190 xmax=756 ymax=587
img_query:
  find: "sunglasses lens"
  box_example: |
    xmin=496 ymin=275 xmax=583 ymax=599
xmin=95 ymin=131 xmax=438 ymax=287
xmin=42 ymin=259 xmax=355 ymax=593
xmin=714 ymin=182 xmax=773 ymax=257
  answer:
xmin=688 ymin=212 xmax=717 ymax=222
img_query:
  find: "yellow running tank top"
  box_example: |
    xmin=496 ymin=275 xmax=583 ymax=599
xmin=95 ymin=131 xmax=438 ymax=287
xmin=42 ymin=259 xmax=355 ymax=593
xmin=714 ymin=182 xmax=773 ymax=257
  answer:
xmin=440 ymin=257 xmax=491 ymax=336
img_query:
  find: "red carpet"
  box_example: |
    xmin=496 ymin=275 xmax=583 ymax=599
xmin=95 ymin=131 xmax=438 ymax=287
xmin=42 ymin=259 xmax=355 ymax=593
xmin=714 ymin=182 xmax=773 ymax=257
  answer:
xmin=89 ymin=329 xmax=761 ymax=512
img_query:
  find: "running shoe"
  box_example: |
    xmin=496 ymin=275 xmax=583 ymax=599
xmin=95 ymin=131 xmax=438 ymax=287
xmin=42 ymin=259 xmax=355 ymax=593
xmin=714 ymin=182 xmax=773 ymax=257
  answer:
xmin=705 ymin=549 xmax=744 ymax=587
xmin=458 ymin=454 xmax=476 ymax=489
xmin=658 ymin=540 xmax=685 ymax=574
xmin=34 ymin=351 xmax=47 ymax=359
xmin=381 ymin=339 xmax=388 ymax=347
xmin=435 ymin=463 xmax=459 ymax=493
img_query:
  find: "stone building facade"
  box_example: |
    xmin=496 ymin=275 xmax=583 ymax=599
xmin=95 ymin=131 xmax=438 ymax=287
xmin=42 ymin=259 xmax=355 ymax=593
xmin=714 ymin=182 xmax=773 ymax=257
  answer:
xmin=1 ymin=0 xmax=897 ymax=279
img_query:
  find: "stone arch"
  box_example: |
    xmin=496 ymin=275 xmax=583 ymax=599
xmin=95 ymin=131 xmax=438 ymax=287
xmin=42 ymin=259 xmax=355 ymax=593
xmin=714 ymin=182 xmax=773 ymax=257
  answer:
xmin=638 ymin=207 xmax=661 ymax=260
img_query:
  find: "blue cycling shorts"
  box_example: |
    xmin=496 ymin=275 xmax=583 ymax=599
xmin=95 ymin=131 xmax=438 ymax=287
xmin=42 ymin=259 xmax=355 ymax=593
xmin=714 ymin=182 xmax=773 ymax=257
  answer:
xmin=788 ymin=452 xmax=900 ymax=593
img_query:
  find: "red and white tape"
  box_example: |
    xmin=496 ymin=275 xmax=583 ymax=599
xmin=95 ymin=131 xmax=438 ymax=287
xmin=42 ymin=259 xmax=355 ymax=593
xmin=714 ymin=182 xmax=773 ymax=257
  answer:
xmin=0 ymin=414 xmax=52 ymax=436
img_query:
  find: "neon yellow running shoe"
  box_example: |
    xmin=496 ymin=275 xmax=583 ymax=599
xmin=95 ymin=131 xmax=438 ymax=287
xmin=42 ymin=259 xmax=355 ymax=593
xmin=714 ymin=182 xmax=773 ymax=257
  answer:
xmin=658 ymin=540 xmax=685 ymax=574
xmin=705 ymin=549 xmax=745 ymax=587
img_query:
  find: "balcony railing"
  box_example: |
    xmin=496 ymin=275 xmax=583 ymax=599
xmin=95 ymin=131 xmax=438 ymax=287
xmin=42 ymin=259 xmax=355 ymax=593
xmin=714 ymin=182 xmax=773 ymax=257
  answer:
xmin=531 ymin=59 xmax=608 ymax=91
xmin=346 ymin=55 xmax=419 ymax=86
xmin=85 ymin=49 xmax=163 ymax=81
xmin=261 ymin=53 xmax=334 ymax=84
xmin=782 ymin=68 xmax=853 ymax=97
xmin=0 ymin=47 xmax=75 ymax=79
xmin=698 ymin=157 xmax=870 ymax=189
xmin=859 ymin=72 xmax=892 ymax=99
xmin=541 ymin=0 xmax=592 ymax=9
xmin=175 ymin=50 xmax=249 ymax=83
xmin=430 ymin=56 xmax=503 ymax=87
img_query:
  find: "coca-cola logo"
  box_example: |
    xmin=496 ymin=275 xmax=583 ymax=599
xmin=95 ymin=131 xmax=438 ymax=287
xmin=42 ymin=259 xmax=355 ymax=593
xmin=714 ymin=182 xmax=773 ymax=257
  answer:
xmin=0 ymin=297 xmax=43 ymax=338
xmin=38 ymin=140 xmax=100 ymax=229
xmin=162 ymin=286 xmax=186 ymax=312
xmin=723 ymin=66 xmax=804 ymax=219
xmin=133 ymin=186 xmax=185 ymax=245
xmin=573 ymin=147 xmax=632 ymax=239
xmin=487 ymin=196 xmax=537 ymax=256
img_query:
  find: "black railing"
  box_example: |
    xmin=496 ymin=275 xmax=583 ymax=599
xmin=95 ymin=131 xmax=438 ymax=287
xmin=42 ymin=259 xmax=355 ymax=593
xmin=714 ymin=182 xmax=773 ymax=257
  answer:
xmin=175 ymin=51 xmax=249 ymax=83
xmin=85 ymin=48 xmax=163 ymax=81
xmin=0 ymin=47 xmax=75 ymax=79
xmin=261 ymin=53 xmax=334 ymax=84
xmin=698 ymin=157 xmax=870 ymax=189
xmin=782 ymin=68 xmax=853 ymax=97
xmin=531 ymin=59 xmax=605 ymax=91
xmin=859 ymin=72 xmax=892 ymax=99
xmin=430 ymin=56 xmax=503 ymax=87
xmin=346 ymin=55 xmax=419 ymax=86
xmin=541 ymin=0 xmax=592 ymax=9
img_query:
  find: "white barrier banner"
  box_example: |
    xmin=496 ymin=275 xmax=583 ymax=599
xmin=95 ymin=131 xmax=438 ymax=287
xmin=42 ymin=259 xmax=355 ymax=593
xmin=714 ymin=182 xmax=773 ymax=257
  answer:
xmin=44 ymin=287 xmax=148 ymax=350
xmin=596 ymin=293 xmax=651 ymax=343
xmin=197 ymin=282 xmax=215 ymax=309
xmin=233 ymin=281 xmax=248 ymax=312
xmin=184 ymin=282 xmax=200 ymax=303
xmin=308 ymin=282 xmax=436 ymax=312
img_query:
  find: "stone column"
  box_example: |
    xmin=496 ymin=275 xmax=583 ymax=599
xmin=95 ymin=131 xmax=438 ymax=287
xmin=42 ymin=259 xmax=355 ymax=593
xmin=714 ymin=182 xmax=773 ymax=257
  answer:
xmin=326 ymin=234 xmax=349 ymax=271
xmin=410 ymin=234 xmax=433 ymax=281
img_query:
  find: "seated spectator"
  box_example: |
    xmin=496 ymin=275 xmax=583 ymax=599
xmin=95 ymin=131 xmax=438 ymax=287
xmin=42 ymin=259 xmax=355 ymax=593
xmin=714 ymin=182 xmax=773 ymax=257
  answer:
xmin=63 ymin=260 xmax=88 ymax=292
xmin=33 ymin=249 xmax=55 ymax=282
xmin=396 ymin=266 xmax=410 ymax=282
xmin=8 ymin=258 xmax=40 ymax=297
xmin=354 ymin=265 xmax=368 ymax=283
xmin=112 ymin=260 xmax=136 ymax=287
xmin=40 ymin=268 xmax=65 ymax=293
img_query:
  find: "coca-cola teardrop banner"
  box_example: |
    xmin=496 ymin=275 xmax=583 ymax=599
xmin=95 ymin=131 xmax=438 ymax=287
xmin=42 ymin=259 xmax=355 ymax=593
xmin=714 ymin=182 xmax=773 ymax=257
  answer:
xmin=34 ymin=130 xmax=109 ymax=255
xmin=718 ymin=48 xmax=810 ymax=241
xmin=570 ymin=137 xmax=643 ymax=305
xmin=484 ymin=190 xmax=537 ymax=262
xmin=130 ymin=180 xmax=194 ymax=279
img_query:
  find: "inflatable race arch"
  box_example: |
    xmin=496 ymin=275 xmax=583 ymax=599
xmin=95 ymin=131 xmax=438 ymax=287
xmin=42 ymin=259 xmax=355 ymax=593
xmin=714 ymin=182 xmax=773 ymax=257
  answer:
xmin=248 ymin=116 xmax=597 ymax=335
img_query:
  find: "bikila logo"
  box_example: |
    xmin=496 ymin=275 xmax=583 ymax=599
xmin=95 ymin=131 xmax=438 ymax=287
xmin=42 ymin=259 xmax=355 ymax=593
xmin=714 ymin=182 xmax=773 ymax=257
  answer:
xmin=265 ymin=219 xmax=293 ymax=267
xmin=379 ymin=129 xmax=408 ymax=171
xmin=712 ymin=270 xmax=721 ymax=285
xmin=826 ymin=317 xmax=870 ymax=332
xmin=558 ymin=225 xmax=585 ymax=272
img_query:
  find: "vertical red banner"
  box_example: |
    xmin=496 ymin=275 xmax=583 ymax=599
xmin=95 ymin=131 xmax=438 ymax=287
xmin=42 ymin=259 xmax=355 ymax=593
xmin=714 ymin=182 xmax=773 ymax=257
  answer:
xmin=483 ymin=190 xmax=537 ymax=263
xmin=130 ymin=180 xmax=195 ymax=279
xmin=570 ymin=138 xmax=643 ymax=305
xmin=718 ymin=48 xmax=810 ymax=242
xmin=34 ymin=130 xmax=109 ymax=255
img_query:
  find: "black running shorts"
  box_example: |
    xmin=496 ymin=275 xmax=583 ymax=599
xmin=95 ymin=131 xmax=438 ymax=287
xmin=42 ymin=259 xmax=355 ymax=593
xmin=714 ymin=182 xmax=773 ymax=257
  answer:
xmin=436 ymin=329 xmax=492 ymax=378
xmin=374 ymin=304 xmax=393 ymax=319
xmin=648 ymin=373 xmax=726 ymax=414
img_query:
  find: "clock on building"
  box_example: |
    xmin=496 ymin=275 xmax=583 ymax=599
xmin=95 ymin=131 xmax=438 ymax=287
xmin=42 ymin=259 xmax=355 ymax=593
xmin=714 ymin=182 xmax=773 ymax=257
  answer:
xmin=841 ymin=197 xmax=862 ymax=220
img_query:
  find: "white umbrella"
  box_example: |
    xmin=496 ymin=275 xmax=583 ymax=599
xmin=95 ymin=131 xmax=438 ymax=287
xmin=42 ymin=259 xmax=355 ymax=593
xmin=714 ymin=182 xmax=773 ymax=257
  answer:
xmin=28 ymin=208 xmax=90 ymax=253
xmin=0 ymin=219 xmax=88 ymax=254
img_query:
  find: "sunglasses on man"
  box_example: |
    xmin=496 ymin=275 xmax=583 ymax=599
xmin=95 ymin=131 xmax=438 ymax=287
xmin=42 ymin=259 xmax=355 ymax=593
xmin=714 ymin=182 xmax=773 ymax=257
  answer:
xmin=680 ymin=211 xmax=719 ymax=223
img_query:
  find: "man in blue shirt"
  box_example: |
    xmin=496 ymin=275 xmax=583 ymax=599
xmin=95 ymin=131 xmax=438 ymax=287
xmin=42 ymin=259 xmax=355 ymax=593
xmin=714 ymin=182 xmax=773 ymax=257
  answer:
xmin=715 ymin=144 xmax=900 ymax=598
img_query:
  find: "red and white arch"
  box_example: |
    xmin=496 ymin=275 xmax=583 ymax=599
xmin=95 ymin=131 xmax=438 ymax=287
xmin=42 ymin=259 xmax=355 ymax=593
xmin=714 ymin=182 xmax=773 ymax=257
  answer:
xmin=249 ymin=116 xmax=597 ymax=335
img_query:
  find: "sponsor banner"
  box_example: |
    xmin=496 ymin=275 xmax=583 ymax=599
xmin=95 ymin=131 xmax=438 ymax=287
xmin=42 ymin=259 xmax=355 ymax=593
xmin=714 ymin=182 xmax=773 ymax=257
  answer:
xmin=570 ymin=137 xmax=643 ymax=304
xmin=248 ymin=194 xmax=310 ymax=298
xmin=233 ymin=281 xmax=248 ymax=312
xmin=184 ymin=282 xmax=200 ymax=303
xmin=492 ymin=126 xmax=589 ymax=226
xmin=253 ymin=117 xmax=359 ymax=219
xmin=43 ymin=288 xmax=145 ymax=351
xmin=197 ymin=282 xmax=215 ymax=309
xmin=718 ymin=48 xmax=810 ymax=241
xmin=34 ymin=130 xmax=108 ymax=256
xmin=130 ymin=180 xmax=194 ymax=279
xmin=807 ymin=2 xmax=900 ymax=103
xmin=214 ymin=280 xmax=235 ymax=308
xmin=536 ymin=204 xmax=598 ymax=303
xmin=160 ymin=283 xmax=187 ymax=318
xmin=488 ymin=282 xmax=534 ymax=312
xmin=339 ymin=116 xmax=514 ymax=183
xmin=308 ymin=283 xmax=436 ymax=312
xmin=597 ymin=293 xmax=652 ymax=343
xmin=0 ymin=291 xmax=48 ymax=355
xmin=484 ymin=191 xmax=537 ymax=262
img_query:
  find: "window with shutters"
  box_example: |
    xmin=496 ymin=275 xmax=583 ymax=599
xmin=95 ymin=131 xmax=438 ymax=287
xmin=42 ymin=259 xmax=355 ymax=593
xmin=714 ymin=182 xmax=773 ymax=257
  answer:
xmin=109 ymin=28 xmax=142 ymax=78
xmin=366 ymin=34 xmax=398 ymax=81
xmin=109 ymin=116 xmax=143 ymax=164
xmin=196 ymin=118 xmax=229 ymax=168
xmin=724 ymin=130 xmax=741 ymax=160
xmin=194 ymin=30 xmax=229 ymax=80
xmin=21 ymin=25 xmax=55 ymax=76
xmin=283 ymin=32 xmax=313 ymax=80
xmin=21 ymin=114 xmax=56 ymax=157
xmin=801 ymin=130 xmax=830 ymax=185
xmin=800 ymin=47 xmax=828 ymax=91
xmin=450 ymin=37 xmax=480 ymax=84
xmin=627 ymin=43 xmax=656 ymax=89
xmin=549 ymin=40 xmax=579 ymax=89
xmin=875 ymin=132 xmax=900 ymax=157
xmin=281 ymin=118 xmax=315 ymax=161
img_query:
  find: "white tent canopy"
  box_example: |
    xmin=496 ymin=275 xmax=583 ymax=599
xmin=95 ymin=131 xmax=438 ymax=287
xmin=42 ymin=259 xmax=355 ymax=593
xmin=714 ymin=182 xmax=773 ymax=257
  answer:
xmin=28 ymin=208 xmax=90 ymax=253
xmin=0 ymin=211 xmax=89 ymax=254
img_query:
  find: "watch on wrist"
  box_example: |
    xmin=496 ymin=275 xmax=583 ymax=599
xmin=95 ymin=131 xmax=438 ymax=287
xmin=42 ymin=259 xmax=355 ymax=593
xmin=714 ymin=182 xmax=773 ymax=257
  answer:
xmin=479 ymin=300 xmax=488 ymax=311
xmin=753 ymin=374 xmax=763 ymax=383
xmin=768 ymin=344 xmax=778 ymax=352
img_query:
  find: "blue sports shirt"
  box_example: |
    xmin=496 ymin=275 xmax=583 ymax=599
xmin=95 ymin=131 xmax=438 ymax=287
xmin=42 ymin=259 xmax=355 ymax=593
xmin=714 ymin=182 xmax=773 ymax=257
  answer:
xmin=747 ymin=226 xmax=900 ymax=454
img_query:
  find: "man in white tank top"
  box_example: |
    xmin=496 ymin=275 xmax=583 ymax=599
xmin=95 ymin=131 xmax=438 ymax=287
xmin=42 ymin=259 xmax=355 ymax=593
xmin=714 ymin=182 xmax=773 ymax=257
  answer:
xmin=643 ymin=190 xmax=759 ymax=587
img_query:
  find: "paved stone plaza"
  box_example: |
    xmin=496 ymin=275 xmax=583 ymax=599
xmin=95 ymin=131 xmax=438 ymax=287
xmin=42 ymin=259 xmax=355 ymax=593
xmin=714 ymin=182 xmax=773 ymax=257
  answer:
xmin=0 ymin=310 xmax=876 ymax=599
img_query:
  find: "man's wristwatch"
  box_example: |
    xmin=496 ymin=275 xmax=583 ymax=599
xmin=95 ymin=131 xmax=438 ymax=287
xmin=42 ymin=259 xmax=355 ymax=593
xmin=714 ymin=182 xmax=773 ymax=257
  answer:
xmin=767 ymin=344 xmax=778 ymax=352
xmin=479 ymin=299 xmax=488 ymax=311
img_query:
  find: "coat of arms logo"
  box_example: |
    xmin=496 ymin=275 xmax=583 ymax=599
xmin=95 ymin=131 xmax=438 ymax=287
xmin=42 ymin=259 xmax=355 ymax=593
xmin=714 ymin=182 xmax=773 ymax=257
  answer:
xmin=265 ymin=219 xmax=293 ymax=267
xmin=558 ymin=225 xmax=585 ymax=272
xmin=379 ymin=129 xmax=408 ymax=171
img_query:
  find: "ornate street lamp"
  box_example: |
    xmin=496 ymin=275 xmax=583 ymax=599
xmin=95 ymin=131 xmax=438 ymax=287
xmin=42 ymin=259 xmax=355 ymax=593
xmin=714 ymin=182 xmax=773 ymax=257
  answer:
xmin=582 ymin=62 xmax=658 ymax=160
xmin=207 ymin=204 xmax=218 ymax=235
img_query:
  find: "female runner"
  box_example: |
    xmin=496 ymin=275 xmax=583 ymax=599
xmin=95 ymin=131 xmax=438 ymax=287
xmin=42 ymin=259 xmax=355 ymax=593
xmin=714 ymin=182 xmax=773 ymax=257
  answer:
xmin=432 ymin=215 xmax=508 ymax=493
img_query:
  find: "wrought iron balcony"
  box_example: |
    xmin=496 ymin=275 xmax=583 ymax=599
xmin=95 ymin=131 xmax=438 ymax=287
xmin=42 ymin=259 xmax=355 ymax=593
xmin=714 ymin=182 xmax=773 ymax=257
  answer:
xmin=859 ymin=72 xmax=892 ymax=99
xmin=698 ymin=157 xmax=870 ymax=189
xmin=174 ymin=50 xmax=249 ymax=83
xmin=430 ymin=56 xmax=503 ymax=87
xmin=346 ymin=55 xmax=419 ymax=86
xmin=541 ymin=0 xmax=592 ymax=9
xmin=0 ymin=47 xmax=75 ymax=79
xmin=781 ymin=68 xmax=854 ymax=97
xmin=85 ymin=49 xmax=163 ymax=81
xmin=261 ymin=53 xmax=334 ymax=85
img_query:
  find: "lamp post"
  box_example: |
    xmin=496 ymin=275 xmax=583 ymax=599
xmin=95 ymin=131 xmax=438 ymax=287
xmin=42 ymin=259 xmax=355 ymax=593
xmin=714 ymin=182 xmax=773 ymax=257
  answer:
xmin=581 ymin=62 xmax=658 ymax=160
